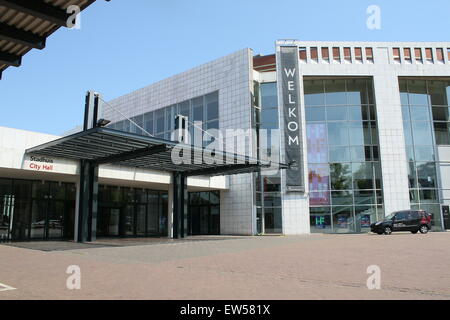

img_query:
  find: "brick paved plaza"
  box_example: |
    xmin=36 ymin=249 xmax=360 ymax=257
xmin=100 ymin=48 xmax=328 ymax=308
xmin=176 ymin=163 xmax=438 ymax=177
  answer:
xmin=1 ymin=233 xmax=449 ymax=300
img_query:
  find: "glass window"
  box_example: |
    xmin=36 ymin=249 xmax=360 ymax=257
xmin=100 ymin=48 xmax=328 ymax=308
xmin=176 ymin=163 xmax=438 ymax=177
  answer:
xmin=432 ymin=106 xmax=450 ymax=121
xmin=348 ymin=105 xmax=369 ymax=121
xmin=324 ymin=79 xmax=346 ymax=105
xmin=144 ymin=112 xmax=154 ymax=135
xmin=192 ymin=97 xmax=204 ymax=122
xmin=310 ymin=207 xmax=332 ymax=233
xmin=327 ymin=106 xmax=347 ymax=121
xmin=410 ymin=106 xmax=431 ymax=121
xmin=408 ymin=80 xmax=429 ymax=105
xmin=414 ymin=145 xmax=435 ymax=162
xmin=50 ymin=182 xmax=65 ymax=200
xmin=416 ymin=162 xmax=437 ymax=188
xmin=304 ymin=80 xmax=325 ymax=106
xmin=347 ymin=79 xmax=368 ymax=105
xmin=32 ymin=181 xmax=48 ymax=199
xmin=330 ymin=163 xmax=352 ymax=190
xmin=166 ymin=105 xmax=176 ymax=131
xmin=327 ymin=122 xmax=349 ymax=146
xmin=309 ymin=164 xmax=330 ymax=191
xmin=403 ymin=121 xmax=413 ymax=145
xmin=264 ymin=208 xmax=282 ymax=234
xmin=261 ymin=108 xmax=279 ymax=125
xmin=434 ymin=122 xmax=450 ymax=145
xmin=306 ymin=106 xmax=326 ymax=121
xmin=206 ymin=92 xmax=219 ymax=121
xmin=155 ymin=109 xmax=165 ymax=134
xmin=306 ymin=77 xmax=383 ymax=234
xmin=350 ymin=146 xmax=368 ymax=162
xmin=261 ymin=83 xmax=278 ymax=108
xmin=352 ymin=163 xmax=374 ymax=190
xmin=332 ymin=206 xmax=354 ymax=232
xmin=349 ymin=122 xmax=371 ymax=146
xmin=329 ymin=146 xmax=350 ymax=162
xmin=179 ymin=100 xmax=190 ymax=118
xmin=411 ymin=121 xmax=433 ymax=145
xmin=429 ymin=82 xmax=448 ymax=106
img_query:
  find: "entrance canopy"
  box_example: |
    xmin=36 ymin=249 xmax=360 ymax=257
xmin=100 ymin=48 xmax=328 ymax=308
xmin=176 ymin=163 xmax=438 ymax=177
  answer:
xmin=26 ymin=127 xmax=283 ymax=177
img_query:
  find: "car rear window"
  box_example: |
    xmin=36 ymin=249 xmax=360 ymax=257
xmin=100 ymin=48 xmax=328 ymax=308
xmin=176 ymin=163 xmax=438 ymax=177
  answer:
xmin=410 ymin=211 xmax=421 ymax=219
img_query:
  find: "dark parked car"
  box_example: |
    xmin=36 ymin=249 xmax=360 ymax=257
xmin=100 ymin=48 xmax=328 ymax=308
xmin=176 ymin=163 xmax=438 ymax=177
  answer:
xmin=371 ymin=210 xmax=432 ymax=235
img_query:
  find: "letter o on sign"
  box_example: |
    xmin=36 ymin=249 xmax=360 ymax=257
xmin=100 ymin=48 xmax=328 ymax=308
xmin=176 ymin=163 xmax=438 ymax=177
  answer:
xmin=288 ymin=121 xmax=298 ymax=131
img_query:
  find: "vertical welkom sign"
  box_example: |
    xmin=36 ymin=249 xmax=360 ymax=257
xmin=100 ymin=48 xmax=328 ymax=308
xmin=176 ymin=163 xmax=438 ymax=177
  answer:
xmin=280 ymin=46 xmax=305 ymax=192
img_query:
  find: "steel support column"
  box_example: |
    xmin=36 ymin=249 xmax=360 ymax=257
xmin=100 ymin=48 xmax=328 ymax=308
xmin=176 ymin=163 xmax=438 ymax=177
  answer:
xmin=77 ymin=159 xmax=98 ymax=242
xmin=173 ymin=172 xmax=188 ymax=238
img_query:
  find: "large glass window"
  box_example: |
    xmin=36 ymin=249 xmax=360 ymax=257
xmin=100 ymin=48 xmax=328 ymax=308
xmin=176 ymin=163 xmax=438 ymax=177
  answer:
xmin=108 ymin=91 xmax=219 ymax=145
xmin=254 ymin=82 xmax=282 ymax=234
xmin=399 ymin=78 xmax=450 ymax=229
xmin=0 ymin=179 xmax=76 ymax=241
xmin=305 ymin=78 xmax=384 ymax=233
xmin=188 ymin=191 xmax=220 ymax=235
xmin=97 ymin=185 xmax=168 ymax=237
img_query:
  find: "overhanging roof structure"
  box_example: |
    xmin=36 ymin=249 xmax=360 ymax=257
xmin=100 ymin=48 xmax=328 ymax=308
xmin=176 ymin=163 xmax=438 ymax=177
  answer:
xmin=25 ymin=127 xmax=284 ymax=177
xmin=0 ymin=0 xmax=108 ymax=79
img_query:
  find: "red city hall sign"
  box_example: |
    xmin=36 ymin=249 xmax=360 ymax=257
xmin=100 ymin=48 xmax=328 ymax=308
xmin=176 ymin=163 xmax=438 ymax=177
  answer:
xmin=29 ymin=163 xmax=54 ymax=171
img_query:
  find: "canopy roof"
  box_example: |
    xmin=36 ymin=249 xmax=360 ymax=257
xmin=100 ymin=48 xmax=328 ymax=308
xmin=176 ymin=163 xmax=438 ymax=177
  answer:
xmin=26 ymin=127 xmax=284 ymax=177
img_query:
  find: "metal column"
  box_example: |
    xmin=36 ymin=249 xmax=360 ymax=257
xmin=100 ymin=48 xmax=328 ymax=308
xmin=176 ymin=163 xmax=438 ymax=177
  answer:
xmin=173 ymin=172 xmax=188 ymax=238
xmin=76 ymin=91 xmax=101 ymax=242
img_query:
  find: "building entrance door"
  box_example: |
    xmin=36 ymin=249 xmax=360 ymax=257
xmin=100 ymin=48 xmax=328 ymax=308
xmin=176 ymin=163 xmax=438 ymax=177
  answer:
xmin=97 ymin=207 xmax=120 ymax=237
xmin=443 ymin=205 xmax=450 ymax=230
xmin=189 ymin=206 xmax=219 ymax=235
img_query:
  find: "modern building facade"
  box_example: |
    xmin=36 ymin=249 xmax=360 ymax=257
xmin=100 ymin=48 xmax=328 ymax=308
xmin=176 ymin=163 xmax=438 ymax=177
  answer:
xmin=1 ymin=40 xmax=450 ymax=242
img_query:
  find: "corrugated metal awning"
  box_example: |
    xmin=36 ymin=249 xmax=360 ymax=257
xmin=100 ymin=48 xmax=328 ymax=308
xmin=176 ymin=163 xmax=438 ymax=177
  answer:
xmin=0 ymin=0 xmax=107 ymax=79
xmin=25 ymin=127 xmax=284 ymax=177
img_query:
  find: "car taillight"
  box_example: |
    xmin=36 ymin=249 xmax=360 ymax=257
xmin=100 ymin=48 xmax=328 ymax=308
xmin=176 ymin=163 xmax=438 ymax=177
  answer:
xmin=421 ymin=214 xmax=431 ymax=224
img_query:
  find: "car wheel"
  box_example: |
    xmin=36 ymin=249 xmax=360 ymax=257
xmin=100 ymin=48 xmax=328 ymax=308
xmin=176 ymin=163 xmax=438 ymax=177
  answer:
xmin=419 ymin=225 xmax=429 ymax=234
xmin=383 ymin=226 xmax=392 ymax=235
xmin=411 ymin=230 xmax=418 ymax=234
xmin=376 ymin=231 xmax=383 ymax=235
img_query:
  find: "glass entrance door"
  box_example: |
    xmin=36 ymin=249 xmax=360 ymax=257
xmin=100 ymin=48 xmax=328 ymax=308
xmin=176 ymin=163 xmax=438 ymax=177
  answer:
xmin=47 ymin=201 xmax=64 ymax=239
xmin=189 ymin=206 xmax=219 ymax=235
xmin=97 ymin=207 xmax=120 ymax=237
xmin=30 ymin=199 xmax=47 ymax=239
xmin=0 ymin=195 xmax=13 ymax=241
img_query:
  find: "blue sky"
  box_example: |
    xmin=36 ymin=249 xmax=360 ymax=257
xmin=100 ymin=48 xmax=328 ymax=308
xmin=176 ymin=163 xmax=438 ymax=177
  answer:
xmin=0 ymin=0 xmax=449 ymax=135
